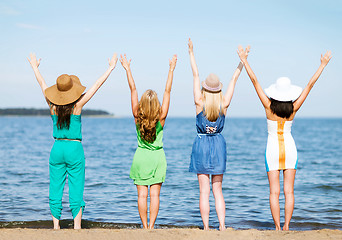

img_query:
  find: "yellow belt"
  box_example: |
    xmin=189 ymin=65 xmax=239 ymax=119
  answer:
xmin=55 ymin=138 xmax=81 ymax=142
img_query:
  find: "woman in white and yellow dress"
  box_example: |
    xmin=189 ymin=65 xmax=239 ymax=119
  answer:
xmin=237 ymin=46 xmax=331 ymax=230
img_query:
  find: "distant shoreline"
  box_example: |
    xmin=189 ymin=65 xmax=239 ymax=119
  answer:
xmin=0 ymin=115 xmax=116 ymax=118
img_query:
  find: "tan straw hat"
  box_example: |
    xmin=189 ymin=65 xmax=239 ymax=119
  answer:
xmin=264 ymin=77 xmax=302 ymax=101
xmin=45 ymin=74 xmax=86 ymax=105
xmin=202 ymin=73 xmax=223 ymax=93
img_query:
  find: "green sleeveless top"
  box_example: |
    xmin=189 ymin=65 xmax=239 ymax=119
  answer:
xmin=51 ymin=114 xmax=82 ymax=140
xmin=136 ymin=121 xmax=163 ymax=150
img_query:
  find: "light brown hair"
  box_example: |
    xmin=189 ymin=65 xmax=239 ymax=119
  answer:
xmin=202 ymin=89 xmax=223 ymax=122
xmin=137 ymin=89 xmax=161 ymax=143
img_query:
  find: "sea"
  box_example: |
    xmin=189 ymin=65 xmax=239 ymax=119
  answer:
xmin=0 ymin=117 xmax=341 ymax=230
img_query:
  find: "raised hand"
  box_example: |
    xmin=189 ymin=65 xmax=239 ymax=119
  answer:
xmin=246 ymin=45 xmax=251 ymax=56
xmin=108 ymin=53 xmax=118 ymax=70
xmin=188 ymin=38 xmax=193 ymax=53
xmin=120 ymin=54 xmax=131 ymax=71
xmin=293 ymin=50 xmax=332 ymax=113
xmin=237 ymin=45 xmax=251 ymax=63
xmin=27 ymin=53 xmax=41 ymax=68
xmin=169 ymin=54 xmax=177 ymax=72
xmin=321 ymin=50 xmax=332 ymax=67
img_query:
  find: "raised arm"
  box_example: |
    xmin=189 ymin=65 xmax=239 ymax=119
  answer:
xmin=188 ymin=38 xmax=202 ymax=109
xmin=27 ymin=53 xmax=49 ymax=105
xmin=293 ymin=51 xmax=332 ymax=112
xmin=237 ymin=45 xmax=271 ymax=109
xmin=160 ymin=54 xmax=177 ymax=127
xmin=120 ymin=54 xmax=139 ymax=120
xmin=222 ymin=62 xmax=244 ymax=110
xmin=76 ymin=53 xmax=117 ymax=110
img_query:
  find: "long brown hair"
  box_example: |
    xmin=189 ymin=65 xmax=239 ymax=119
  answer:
xmin=52 ymin=97 xmax=80 ymax=129
xmin=137 ymin=90 xmax=161 ymax=143
xmin=202 ymin=89 xmax=223 ymax=122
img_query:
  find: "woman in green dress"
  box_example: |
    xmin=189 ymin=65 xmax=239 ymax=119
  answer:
xmin=120 ymin=54 xmax=177 ymax=229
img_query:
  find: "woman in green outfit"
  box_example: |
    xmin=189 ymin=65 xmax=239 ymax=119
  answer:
xmin=28 ymin=53 xmax=118 ymax=229
xmin=120 ymin=54 xmax=177 ymax=229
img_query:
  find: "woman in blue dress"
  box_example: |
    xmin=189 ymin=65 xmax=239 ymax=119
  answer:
xmin=188 ymin=38 xmax=248 ymax=230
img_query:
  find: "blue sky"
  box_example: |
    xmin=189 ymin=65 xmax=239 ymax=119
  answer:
xmin=0 ymin=0 xmax=341 ymax=117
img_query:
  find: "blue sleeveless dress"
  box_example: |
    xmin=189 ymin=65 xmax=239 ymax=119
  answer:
xmin=189 ymin=111 xmax=227 ymax=174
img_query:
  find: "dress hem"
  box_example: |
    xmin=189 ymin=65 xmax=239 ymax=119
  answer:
xmin=189 ymin=169 xmax=226 ymax=175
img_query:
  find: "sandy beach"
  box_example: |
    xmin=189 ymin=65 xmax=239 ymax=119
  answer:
xmin=0 ymin=228 xmax=341 ymax=240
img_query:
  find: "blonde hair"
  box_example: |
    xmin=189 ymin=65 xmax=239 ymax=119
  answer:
xmin=137 ymin=89 xmax=161 ymax=143
xmin=202 ymin=89 xmax=223 ymax=122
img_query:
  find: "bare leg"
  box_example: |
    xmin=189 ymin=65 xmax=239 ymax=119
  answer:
xmin=136 ymin=185 xmax=148 ymax=229
xmin=267 ymin=170 xmax=281 ymax=230
xmin=198 ymin=174 xmax=210 ymax=230
xmin=212 ymin=174 xmax=226 ymax=231
xmin=149 ymin=183 xmax=162 ymax=229
xmin=52 ymin=215 xmax=60 ymax=229
xmin=283 ymin=169 xmax=296 ymax=231
xmin=73 ymin=207 xmax=82 ymax=229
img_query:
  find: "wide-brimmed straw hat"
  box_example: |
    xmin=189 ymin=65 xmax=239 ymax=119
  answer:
xmin=45 ymin=74 xmax=86 ymax=105
xmin=202 ymin=73 xmax=223 ymax=93
xmin=264 ymin=77 xmax=302 ymax=102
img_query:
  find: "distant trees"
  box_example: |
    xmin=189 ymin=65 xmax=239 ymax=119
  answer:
xmin=0 ymin=108 xmax=112 ymax=116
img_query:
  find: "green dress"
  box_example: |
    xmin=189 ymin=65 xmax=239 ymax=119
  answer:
xmin=130 ymin=121 xmax=167 ymax=185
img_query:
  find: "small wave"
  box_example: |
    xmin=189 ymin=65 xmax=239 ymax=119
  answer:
xmin=315 ymin=184 xmax=342 ymax=191
xmin=232 ymin=220 xmax=342 ymax=230
xmin=0 ymin=220 xmax=199 ymax=229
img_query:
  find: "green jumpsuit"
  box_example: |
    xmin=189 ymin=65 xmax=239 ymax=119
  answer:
xmin=49 ymin=114 xmax=85 ymax=219
xmin=129 ymin=121 xmax=167 ymax=186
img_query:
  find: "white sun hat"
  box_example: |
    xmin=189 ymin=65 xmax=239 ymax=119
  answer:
xmin=264 ymin=77 xmax=303 ymax=101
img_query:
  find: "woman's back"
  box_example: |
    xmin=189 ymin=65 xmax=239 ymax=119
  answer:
xmin=265 ymin=116 xmax=297 ymax=172
xmin=51 ymin=114 xmax=82 ymax=140
xmin=266 ymin=119 xmax=293 ymax=136
xmin=190 ymin=111 xmax=227 ymax=174
xmin=136 ymin=121 xmax=163 ymax=150
xmin=196 ymin=111 xmax=225 ymax=134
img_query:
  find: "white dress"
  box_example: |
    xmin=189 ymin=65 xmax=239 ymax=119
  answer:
xmin=265 ymin=119 xmax=298 ymax=172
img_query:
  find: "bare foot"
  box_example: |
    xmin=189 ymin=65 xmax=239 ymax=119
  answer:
xmin=73 ymin=208 xmax=82 ymax=229
xmin=148 ymin=225 xmax=155 ymax=230
xmin=283 ymin=224 xmax=289 ymax=231
xmin=52 ymin=216 xmax=60 ymax=229
xmin=275 ymin=226 xmax=281 ymax=231
xmin=74 ymin=225 xmax=81 ymax=230
xmin=219 ymin=225 xmax=226 ymax=231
